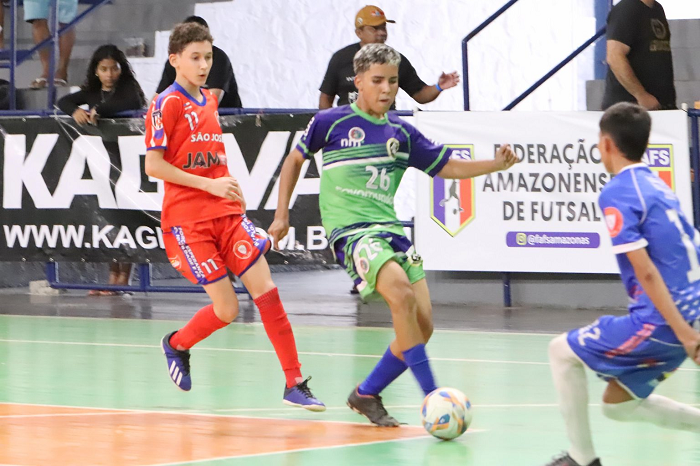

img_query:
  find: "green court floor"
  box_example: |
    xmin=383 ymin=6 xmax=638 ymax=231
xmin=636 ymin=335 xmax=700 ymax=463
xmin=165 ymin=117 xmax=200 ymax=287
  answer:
xmin=1 ymin=314 xmax=699 ymax=465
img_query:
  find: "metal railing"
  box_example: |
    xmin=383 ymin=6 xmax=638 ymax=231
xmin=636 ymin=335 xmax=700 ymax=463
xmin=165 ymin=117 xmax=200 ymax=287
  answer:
xmin=4 ymin=0 xmax=112 ymax=110
xmin=462 ymin=0 xmax=613 ymax=111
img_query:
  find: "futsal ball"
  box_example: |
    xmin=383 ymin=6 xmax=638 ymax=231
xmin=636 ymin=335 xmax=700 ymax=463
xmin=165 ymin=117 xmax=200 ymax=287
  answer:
xmin=421 ymin=387 xmax=472 ymax=440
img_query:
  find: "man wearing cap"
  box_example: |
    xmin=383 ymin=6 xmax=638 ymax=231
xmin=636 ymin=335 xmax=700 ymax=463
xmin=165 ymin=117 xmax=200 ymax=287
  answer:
xmin=319 ymin=5 xmax=459 ymax=109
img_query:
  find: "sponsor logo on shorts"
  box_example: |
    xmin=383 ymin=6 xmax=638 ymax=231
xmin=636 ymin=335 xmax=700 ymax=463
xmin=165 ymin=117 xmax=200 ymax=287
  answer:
xmin=358 ymin=257 xmax=370 ymax=274
xmin=506 ymin=232 xmax=600 ymax=248
xmin=234 ymin=240 xmax=252 ymax=260
xmin=604 ymin=207 xmax=623 ymax=238
xmin=169 ymin=256 xmax=181 ymax=270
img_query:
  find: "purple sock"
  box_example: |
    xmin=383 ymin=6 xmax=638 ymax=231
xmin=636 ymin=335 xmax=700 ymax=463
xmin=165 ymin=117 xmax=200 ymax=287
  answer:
xmin=403 ymin=343 xmax=437 ymax=396
xmin=358 ymin=346 xmax=408 ymax=396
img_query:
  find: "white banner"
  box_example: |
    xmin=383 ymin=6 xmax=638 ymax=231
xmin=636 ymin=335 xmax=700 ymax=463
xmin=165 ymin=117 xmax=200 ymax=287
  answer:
xmin=414 ymin=111 xmax=692 ymax=273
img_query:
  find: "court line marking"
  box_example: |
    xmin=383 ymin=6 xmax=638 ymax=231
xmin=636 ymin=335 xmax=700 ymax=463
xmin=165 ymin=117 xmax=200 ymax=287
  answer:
xmin=0 ymin=411 xmax=148 ymax=419
xmin=0 ymin=313 xmax=560 ymax=336
xmin=0 ymin=338 xmax=552 ymax=366
xmin=0 ymin=403 xmax=479 ymax=465
xmin=0 ymin=402 xmax=427 ymax=430
xmin=145 ymin=435 xmax=447 ymax=466
xmin=1 ymin=338 xmax=699 ymax=373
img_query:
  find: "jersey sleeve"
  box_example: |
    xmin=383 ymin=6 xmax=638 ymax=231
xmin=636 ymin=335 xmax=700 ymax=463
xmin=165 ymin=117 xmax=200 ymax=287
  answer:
xmin=599 ymin=185 xmax=648 ymax=254
xmin=145 ymin=94 xmax=180 ymax=151
xmin=319 ymin=53 xmax=339 ymax=97
xmin=295 ymin=113 xmax=331 ymax=159
xmin=404 ymin=121 xmax=450 ymax=177
xmin=606 ymin=2 xmax=638 ymax=47
xmin=398 ymin=55 xmax=428 ymax=97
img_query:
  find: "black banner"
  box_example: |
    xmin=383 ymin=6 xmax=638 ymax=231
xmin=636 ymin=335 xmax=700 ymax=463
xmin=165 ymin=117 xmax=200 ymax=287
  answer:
xmin=0 ymin=114 xmax=332 ymax=264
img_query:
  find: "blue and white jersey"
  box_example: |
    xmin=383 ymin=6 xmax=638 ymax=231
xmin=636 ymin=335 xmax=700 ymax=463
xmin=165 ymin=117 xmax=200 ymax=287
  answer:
xmin=600 ymin=163 xmax=700 ymax=324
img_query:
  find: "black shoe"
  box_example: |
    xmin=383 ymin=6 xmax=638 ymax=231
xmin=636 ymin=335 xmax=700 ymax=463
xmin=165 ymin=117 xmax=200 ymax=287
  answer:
xmin=350 ymin=285 xmax=359 ymax=295
xmin=347 ymin=386 xmax=400 ymax=427
xmin=544 ymin=453 xmax=602 ymax=466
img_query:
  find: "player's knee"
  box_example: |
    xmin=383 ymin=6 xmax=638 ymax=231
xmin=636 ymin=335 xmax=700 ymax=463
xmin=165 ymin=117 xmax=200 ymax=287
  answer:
xmin=601 ymin=400 xmax=639 ymax=422
xmin=386 ymin=282 xmax=417 ymax=319
xmin=421 ymin=320 xmax=434 ymax=341
xmin=214 ymin=303 xmax=239 ymax=323
xmin=548 ymin=333 xmax=569 ymax=362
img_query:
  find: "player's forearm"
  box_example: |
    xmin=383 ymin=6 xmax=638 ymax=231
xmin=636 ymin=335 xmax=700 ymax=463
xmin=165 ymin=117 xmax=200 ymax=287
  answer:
xmin=608 ymin=53 xmax=647 ymax=99
xmin=145 ymin=153 xmax=210 ymax=192
xmin=635 ymin=263 xmax=697 ymax=342
xmin=274 ymin=151 xmax=305 ymax=220
xmin=412 ymin=85 xmax=440 ymax=104
xmin=437 ymin=159 xmax=501 ymax=179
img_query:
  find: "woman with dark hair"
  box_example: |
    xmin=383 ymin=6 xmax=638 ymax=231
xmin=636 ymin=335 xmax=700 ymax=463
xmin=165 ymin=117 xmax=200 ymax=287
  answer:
xmin=58 ymin=44 xmax=146 ymax=295
xmin=58 ymin=44 xmax=146 ymax=125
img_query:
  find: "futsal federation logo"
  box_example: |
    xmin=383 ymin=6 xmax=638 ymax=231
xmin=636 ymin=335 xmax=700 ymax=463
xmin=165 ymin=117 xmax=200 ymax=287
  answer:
xmin=643 ymin=144 xmax=675 ymax=191
xmin=430 ymin=145 xmax=475 ymax=237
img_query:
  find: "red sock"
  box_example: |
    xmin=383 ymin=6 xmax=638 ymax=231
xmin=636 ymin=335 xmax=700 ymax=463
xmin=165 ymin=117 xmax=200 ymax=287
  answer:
xmin=254 ymin=288 xmax=302 ymax=388
xmin=169 ymin=304 xmax=228 ymax=350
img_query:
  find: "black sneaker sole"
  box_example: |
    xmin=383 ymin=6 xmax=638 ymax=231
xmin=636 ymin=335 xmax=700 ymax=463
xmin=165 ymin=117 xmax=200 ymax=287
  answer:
xmin=346 ymin=400 xmax=399 ymax=427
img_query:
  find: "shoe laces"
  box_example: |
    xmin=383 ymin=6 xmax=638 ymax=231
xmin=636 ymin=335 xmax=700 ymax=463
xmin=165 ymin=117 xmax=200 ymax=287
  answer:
xmin=367 ymin=393 xmax=390 ymax=416
xmin=179 ymin=350 xmax=191 ymax=375
xmin=295 ymin=376 xmax=315 ymax=399
xmin=546 ymin=453 xmax=576 ymax=466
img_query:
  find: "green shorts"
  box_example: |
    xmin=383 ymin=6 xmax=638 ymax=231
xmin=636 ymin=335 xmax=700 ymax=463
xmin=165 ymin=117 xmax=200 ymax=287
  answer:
xmin=333 ymin=232 xmax=425 ymax=300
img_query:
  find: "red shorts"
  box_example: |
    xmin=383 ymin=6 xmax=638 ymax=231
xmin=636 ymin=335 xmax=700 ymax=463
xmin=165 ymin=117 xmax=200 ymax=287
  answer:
xmin=163 ymin=215 xmax=270 ymax=285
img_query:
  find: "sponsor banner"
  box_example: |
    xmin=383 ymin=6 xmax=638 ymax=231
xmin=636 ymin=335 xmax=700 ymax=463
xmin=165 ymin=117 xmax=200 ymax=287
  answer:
xmin=413 ymin=111 xmax=691 ymax=273
xmin=0 ymin=114 xmax=332 ymax=264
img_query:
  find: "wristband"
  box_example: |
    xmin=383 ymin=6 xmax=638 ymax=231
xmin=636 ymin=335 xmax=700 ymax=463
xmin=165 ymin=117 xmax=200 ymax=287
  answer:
xmin=435 ymin=83 xmax=443 ymax=92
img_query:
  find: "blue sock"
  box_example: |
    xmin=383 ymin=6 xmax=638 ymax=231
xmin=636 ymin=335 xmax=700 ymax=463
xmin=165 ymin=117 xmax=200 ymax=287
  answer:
xmin=357 ymin=346 xmax=408 ymax=396
xmin=403 ymin=343 xmax=438 ymax=396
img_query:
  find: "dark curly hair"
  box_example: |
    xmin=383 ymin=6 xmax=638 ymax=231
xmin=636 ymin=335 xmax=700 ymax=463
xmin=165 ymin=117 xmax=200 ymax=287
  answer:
xmin=168 ymin=22 xmax=213 ymax=56
xmin=82 ymin=44 xmax=145 ymax=104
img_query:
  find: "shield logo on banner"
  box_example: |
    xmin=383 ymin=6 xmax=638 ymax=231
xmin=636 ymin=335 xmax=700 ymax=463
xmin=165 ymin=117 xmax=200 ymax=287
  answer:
xmin=430 ymin=145 xmax=475 ymax=237
xmin=644 ymin=144 xmax=674 ymax=191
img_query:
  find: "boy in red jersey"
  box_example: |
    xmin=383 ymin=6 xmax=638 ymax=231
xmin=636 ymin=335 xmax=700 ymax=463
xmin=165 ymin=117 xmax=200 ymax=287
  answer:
xmin=144 ymin=22 xmax=324 ymax=410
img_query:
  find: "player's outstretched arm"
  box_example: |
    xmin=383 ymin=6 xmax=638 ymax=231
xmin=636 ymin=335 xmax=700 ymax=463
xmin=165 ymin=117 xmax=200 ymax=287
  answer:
xmin=145 ymin=149 xmax=245 ymax=205
xmin=269 ymin=148 xmax=306 ymax=248
xmin=437 ymin=144 xmax=517 ymax=180
xmin=627 ymin=248 xmax=700 ymax=364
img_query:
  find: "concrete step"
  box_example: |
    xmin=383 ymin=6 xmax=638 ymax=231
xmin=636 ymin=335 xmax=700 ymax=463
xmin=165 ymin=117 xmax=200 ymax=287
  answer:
xmin=586 ymin=79 xmax=700 ymax=111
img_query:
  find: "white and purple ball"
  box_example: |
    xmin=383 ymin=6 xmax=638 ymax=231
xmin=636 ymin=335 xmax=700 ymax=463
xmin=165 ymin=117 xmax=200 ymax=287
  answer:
xmin=420 ymin=387 xmax=472 ymax=440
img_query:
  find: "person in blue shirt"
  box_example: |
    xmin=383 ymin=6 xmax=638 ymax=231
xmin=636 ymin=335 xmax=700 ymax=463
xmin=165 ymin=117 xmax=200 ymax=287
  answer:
xmin=545 ymin=102 xmax=700 ymax=466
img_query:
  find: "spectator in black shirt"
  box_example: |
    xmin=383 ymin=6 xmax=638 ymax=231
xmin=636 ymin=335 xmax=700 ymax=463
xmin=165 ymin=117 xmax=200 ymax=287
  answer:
xmin=319 ymin=5 xmax=459 ymax=109
xmin=58 ymin=44 xmax=146 ymax=124
xmin=58 ymin=44 xmax=146 ymax=296
xmin=602 ymin=0 xmax=676 ymax=110
xmin=155 ymin=15 xmax=242 ymax=108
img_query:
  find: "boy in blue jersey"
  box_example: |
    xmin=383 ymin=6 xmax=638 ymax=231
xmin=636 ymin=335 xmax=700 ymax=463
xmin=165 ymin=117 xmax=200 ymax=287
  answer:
xmin=269 ymin=43 xmax=517 ymax=426
xmin=545 ymin=102 xmax=700 ymax=466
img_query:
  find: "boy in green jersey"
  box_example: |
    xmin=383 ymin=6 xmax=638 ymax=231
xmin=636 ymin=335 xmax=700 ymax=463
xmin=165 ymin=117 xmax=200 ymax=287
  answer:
xmin=270 ymin=43 xmax=517 ymax=426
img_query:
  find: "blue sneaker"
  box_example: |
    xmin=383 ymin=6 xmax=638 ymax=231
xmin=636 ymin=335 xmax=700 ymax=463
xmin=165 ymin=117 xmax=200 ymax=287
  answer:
xmin=161 ymin=331 xmax=192 ymax=391
xmin=283 ymin=376 xmax=325 ymax=412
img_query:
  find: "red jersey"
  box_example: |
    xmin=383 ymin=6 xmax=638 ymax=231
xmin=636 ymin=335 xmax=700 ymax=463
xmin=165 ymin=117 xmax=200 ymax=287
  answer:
xmin=144 ymin=82 xmax=242 ymax=228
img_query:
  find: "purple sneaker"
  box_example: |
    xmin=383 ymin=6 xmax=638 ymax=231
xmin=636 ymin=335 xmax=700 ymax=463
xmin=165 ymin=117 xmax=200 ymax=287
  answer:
xmin=161 ymin=331 xmax=192 ymax=391
xmin=283 ymin=376 xmax=325 ymax=412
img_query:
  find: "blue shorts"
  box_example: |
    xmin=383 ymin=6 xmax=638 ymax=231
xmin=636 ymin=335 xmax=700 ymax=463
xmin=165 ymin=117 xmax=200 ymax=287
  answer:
xmin=24 ymin=0 xmax=78 ymax=24
xmin=567 ymin=314 xmax=687 ymax=398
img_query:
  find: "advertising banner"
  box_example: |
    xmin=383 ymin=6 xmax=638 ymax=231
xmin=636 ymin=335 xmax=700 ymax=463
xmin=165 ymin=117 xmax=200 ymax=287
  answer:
xmin=414 ymin=111 xmax=691 ymax=273
xmin=0 ymin=114 xmax=332 ymax=264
